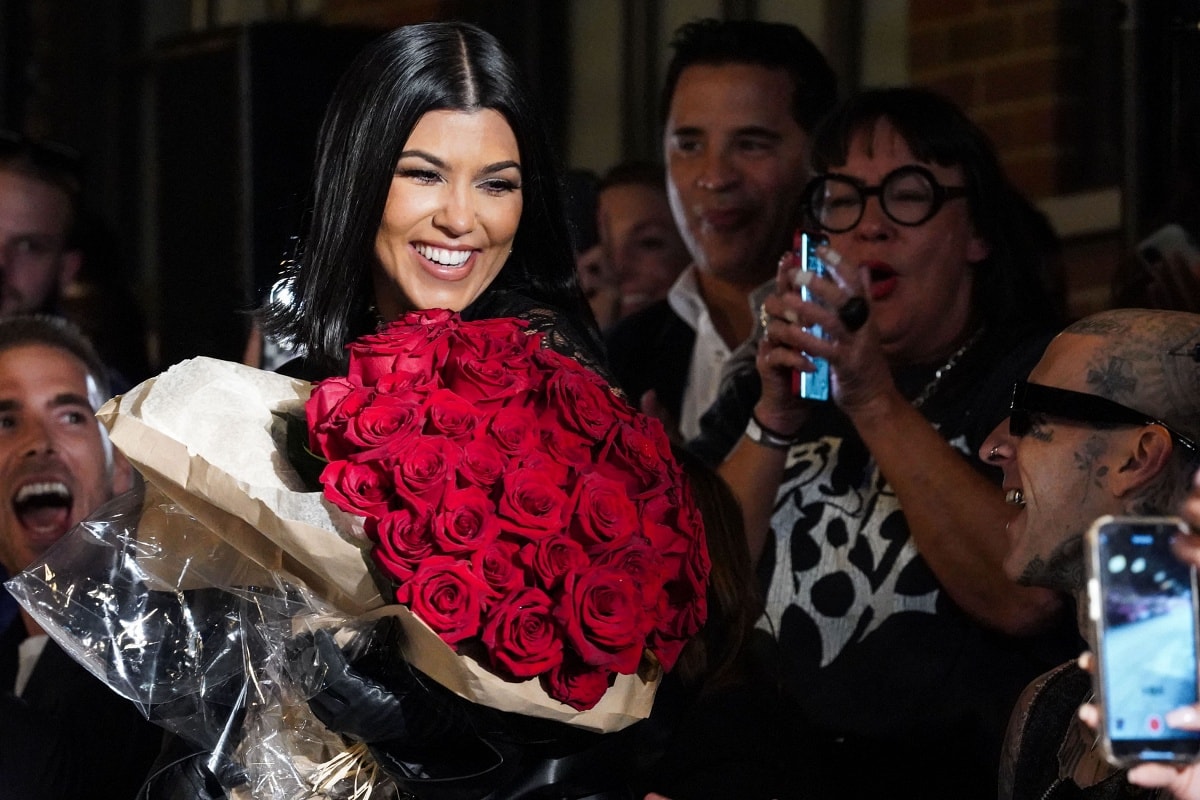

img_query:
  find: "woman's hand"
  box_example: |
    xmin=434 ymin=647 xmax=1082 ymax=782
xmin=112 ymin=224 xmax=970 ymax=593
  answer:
xmin=756 ymin=243 xmax=893 ymax=428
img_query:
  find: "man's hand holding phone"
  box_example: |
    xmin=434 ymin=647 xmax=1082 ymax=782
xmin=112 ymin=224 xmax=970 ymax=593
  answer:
xmin=1078 ymin=475 xmax=1200 ymax=798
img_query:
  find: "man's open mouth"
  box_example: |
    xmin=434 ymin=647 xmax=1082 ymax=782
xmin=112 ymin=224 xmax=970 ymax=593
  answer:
xmin=13 ymin=480 xmax=73 ymax=534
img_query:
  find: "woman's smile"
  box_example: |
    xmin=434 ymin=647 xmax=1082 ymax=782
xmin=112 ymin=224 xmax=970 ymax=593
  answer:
xmin=413 ymin=242 xmax=476 ymax=277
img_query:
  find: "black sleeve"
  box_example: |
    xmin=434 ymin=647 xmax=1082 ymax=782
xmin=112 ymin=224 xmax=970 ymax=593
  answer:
xmin=0 ymin=692 xmax=70 ymax=800
xmin=686 ymin=364 xmax=761 ymax=468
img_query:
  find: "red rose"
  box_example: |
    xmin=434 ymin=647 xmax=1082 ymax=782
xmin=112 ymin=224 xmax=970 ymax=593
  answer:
xmin=593 ymin=539 xmax=668 ymax=611
xmin=649 ymin=584 xmax=708 ymax=672
xmin=540 ymin=426 xmax=593 ymax=472
xmin=433 ymin=485 xmax=501 ymax=554
xmin=520 ymin=535 xmax=589 ymax=593
xmin=307 ymin=379 xmax=373 ymax=460
xmin=457 ymin=316 xmax=531 ymax=344
xmin=536 ymin=349 xmax=624 ymax=440
xmin=542 ymin=654 xmax=612 ymax=711
xmin=458 ymin=438 xmax=507 ymax=490
xmin=482 ymin=586 xmax=564 ymax=679
xmin=647 ymin=529 xmax=710 ymax=672
xmin=472 ymin=538 xmax=526 ymax=601
xmin=498 ymin=467 xmax=570 ymax=540
xmin=555 ymin=565 xmax=649 ymax=674
xmin=370 ymin=507 xmax=435 ymax=581
xmin=424 ymin=388 xmax=484 ymax=441
xmin=443 ymin=328 xmax=539 ymax=406
xmin=373 ymin=368 xmax=438 ymax=400
xmin=319 ymin=460 xmax=392 ymax=520
xmin=344 ymin=393 xmax=424 ymax=451
xmin=509 ymin=449 xmax=571 ymax=490
xmin=569 ymin=471 xmax=639 ymax=547
xmin=391 ymin=436 xmax=460 ymax=507
xmin=487 ymin=404 xmax=541 ymax=457
xmin=596 ymin=416 xmax=673 ymax=499
xmin=641 ymin=516 xmax=691 ymax=559
xmin=394 ymin=555 xmax=490 ymax=646
xmin=348 ymin=310 xmax=456 ymax=384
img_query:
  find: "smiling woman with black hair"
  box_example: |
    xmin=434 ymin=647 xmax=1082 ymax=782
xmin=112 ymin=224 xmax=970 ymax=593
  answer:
xmin=260 ymin=21 xmax=606 ymax=384
xmin=145 ymin=21 xmax=641 ymax=800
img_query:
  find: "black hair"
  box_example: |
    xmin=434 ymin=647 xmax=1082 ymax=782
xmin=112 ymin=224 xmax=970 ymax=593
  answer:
xmin=0 ymin=314 xmax=111 ymax=400
xmin=597 ymin=160 xmax=667 ymax=193
xmin=661 ymin=18 xmax=838 ymax=134
xmin=0 ymin=131 xmax=84 ymax=247
xmin=807 ymin=87 xmax=1065 ymax=336
xmin=261 ymin=22 xmax=595 ymax=373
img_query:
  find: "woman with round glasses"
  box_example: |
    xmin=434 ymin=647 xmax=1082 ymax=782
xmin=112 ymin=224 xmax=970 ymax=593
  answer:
xmin=706 ymin=87 xmax=1076 ymax=798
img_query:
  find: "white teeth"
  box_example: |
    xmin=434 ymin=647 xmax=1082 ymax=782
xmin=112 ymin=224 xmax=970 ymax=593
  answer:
xmin=415 ymin=244 xmax=471 ymax=267
xmin=15 ymin=482 xmax=70 ymax=503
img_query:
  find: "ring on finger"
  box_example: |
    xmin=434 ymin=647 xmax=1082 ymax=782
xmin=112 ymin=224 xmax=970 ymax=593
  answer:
xmin=837 ymin=296 xmax=870 ymax=332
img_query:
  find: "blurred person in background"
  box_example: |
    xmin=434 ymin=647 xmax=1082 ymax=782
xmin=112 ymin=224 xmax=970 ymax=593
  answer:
xmin=593 ymin=160 xmax=690 ymax=325
xmin=0 ymin=130 xmax=150 ymax=385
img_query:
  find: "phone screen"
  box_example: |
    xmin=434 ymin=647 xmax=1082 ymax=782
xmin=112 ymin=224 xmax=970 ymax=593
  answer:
xmin=1093 ymin=518 xmax=1200 ymax=762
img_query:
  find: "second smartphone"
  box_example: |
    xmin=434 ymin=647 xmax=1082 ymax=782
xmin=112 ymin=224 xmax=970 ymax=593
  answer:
xmin=1086 ymin=514 xmax=1200 ymax=765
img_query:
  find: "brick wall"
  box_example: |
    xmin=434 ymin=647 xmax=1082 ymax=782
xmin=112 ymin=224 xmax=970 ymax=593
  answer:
xmin=908 ymin=0 xmax=1115 ymax=199
xmin=909 ymin=0 xmax=1124 ymax=319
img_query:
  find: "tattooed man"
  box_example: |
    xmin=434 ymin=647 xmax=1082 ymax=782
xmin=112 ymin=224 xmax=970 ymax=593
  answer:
xmin=981 ymin=308 xmax=1200 ymax=800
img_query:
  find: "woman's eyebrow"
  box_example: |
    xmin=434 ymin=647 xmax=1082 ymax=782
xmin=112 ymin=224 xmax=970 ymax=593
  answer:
xmin=397 ymin=149 xmax=446 ymax=168
xmin=481 ymin=160 xmax=521 ymax=175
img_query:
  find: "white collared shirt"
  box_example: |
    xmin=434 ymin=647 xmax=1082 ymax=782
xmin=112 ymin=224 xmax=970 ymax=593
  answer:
xmin=667 ymin=266 xmax=771 ymax=440
xmin=15 ymin=633 xmax=47 ymax=696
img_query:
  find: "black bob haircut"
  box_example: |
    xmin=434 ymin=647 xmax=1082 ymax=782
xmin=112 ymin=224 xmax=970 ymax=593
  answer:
xmin=262 ymin=21 xmax=592 ymax=374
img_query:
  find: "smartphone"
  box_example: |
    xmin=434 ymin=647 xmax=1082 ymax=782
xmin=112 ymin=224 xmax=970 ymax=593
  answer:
xmin=793 ymin=231 xmax=830 ymax=402
xmin=1086 ymin=515 xmax=1200 ymax=765
xmin=1137 ymin=223 xmax=1200 ymax=269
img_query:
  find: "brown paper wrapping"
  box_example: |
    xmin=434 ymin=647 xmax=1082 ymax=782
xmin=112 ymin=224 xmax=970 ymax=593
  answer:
xmin=97 ymin=357 xmax=658 ymax=732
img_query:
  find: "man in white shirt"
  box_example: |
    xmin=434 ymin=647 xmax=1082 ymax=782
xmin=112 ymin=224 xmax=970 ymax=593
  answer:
xmin=605 ymin=18 xmax=837 ymax=441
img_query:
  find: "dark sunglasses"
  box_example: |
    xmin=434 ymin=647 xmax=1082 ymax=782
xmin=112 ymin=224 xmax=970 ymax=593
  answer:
xmin=1009 ymin=379 xmax=1197 ymax=453
xmin=0 ymin=129 xmax=84 ymax=178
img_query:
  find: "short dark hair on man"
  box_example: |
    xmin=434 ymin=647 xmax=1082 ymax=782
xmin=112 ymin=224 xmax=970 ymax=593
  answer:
xmin=0 ymin=314 xmax=111 ymax=400
xmin=598 ymin=160 xmax=667 ymax=193
xmin=0 ymin=133 xmax=84 ymax=247
xmin=661 ymin=18 xmax=838 ymax=133
xmin=260 ymin=21 xmax=594 ymax=374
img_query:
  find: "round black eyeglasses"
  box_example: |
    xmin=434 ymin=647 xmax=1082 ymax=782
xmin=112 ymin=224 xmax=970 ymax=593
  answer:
xmin=1009 ymin=379 xmax=1198 ymax=453
xmin=803 ymin=165 xmax=968 ymax=233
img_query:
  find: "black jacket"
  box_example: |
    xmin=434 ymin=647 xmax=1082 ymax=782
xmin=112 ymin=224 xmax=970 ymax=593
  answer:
xmin=0 ymin=614 xmax=164 ymax=800
xmin=604 ymin=299 xmax=694 ymax=420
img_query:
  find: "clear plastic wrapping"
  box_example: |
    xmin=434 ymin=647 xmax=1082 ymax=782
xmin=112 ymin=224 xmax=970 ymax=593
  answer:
xmin=5 ymin=483 xmax=388 ymax=798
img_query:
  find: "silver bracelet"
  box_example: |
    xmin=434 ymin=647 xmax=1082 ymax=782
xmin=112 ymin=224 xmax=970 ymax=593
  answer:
xmin=745 ymin=413 xmax=802 ymax=449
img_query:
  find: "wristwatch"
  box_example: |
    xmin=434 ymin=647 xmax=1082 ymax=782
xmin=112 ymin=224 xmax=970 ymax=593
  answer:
xmin=744 ymin=414 xmax=802 ymax=450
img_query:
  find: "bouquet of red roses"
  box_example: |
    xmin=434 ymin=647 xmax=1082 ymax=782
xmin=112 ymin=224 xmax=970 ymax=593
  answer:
xmin=306 ymin=309 xmax=709 ymax=712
